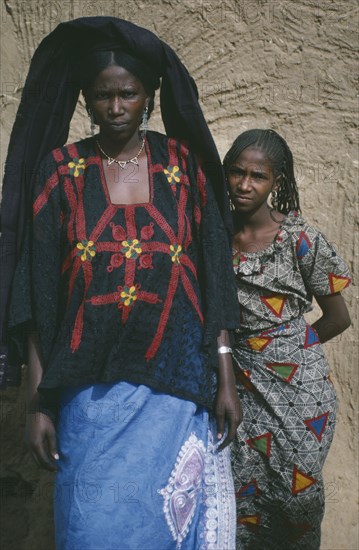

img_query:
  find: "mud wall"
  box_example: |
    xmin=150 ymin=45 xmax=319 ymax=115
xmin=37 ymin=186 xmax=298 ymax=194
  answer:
xmin=1 ymin=1 xmax=358 ymax=548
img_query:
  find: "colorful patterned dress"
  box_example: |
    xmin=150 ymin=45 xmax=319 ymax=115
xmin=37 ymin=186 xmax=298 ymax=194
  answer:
xmin=230 ymin=211 xmax=351 ymax=549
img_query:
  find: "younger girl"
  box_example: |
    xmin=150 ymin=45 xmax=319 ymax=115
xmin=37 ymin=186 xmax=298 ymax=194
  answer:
xmin=224 ymin=129 xmax=351 ymax=549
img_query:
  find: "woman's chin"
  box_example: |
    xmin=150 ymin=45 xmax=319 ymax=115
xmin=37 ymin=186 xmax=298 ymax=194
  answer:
xmin=233 ymin=202 xmax=254 ymax=213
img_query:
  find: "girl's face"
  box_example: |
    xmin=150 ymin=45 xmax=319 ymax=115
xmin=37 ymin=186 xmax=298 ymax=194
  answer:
xmin=87 ymin=64 xmax=149 ymax=143
xmin=227 ymin=146 xmax=278 ymax=213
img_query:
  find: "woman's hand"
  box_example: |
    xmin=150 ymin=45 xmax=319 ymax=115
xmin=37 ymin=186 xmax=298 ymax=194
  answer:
xmin=25 ymin=332 xmax=58 ymax=471
xmin=215 ymin=378 xmax=242 ymax=451
xmin=215 ymin=330 xmax=242 ymax=451
xmin=25 ymin=412 xmax=58 ymax=471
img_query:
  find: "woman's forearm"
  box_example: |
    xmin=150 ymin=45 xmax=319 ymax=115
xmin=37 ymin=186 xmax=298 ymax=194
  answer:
xmin=312 ymin=314 xmax=351 ymax=344
xmin=215 ymin=329 xmax=242 ymax=448
xmin=312 ymin=293 xmax=351 ymax=344
xmin=27 ymin=331 xmax=44 ymax=412
xmin=25 ymin=331 xmax=58 ymax=470
xmin=217 ymin=329 xmax=236 ymax=387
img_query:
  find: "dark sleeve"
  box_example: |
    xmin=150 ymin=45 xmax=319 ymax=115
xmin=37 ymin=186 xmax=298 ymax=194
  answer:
xmin=8 ymin=152 xmax=62 ymax=371
xmin=188 ymin=150 xmax=240 ymax=349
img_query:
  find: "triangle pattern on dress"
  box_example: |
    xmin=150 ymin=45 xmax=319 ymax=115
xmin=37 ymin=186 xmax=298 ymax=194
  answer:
xmin=246 ymin=432 xmax=272 ymax=458
xmin=247 ymin=336 xmax=272 ymax=352
xmin=260 ymin=294 xmax=286 ymax=318
xmin=262 ymin=323 xmax=288 ymax=336
xmin=296 ymin=231 xmax=312 ymax=259
xmin=328 ymin=273 xmax=351 ymax=293
xmin=304 ymin=412 xmax=329 ymax=442
xmin=292 ymin=465 xmax=317 ymax=494
xmin=238 ymin=514 xmax=260 ymax=532
xmin=236 ymin=479 xmax=260 ymax=499
xmin=266 ymin=362 xmax=299 ymax=383
xmin=304 ymin=325 xmax=320 ymax=348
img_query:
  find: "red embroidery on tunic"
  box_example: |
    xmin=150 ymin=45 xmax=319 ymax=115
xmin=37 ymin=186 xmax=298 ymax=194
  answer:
xmin=63 ymin=177 xmax=77 ymax=243
xmin=96 ymin=242 xmax=123 ymax=253
xmin=138 ymin=254 xmax=153 ymax=270
xmin=88 ymin=287 xmax=160 ymax=307
xmin=197 ymin=164 xmax=207 ymax=208
xmin=33 ymin=172 xmax=59 ymax=216
xmin=71 ymin=261 xmax=93 ymax=352
xmin=180 ymin=255 xmax=197 ymax=277
xmin=122 ymin=207 xmax=138 ymax=323
xmin=177 ymin=184 xmax=188 ymax=243
xmin=141 ymin=222 xmax=154 ymax=240
xmin=110 ymin=222 xmax=126 ymax=241
xmin=168 ymin=138 xmax=179 ymax=167
xmin=180 ymin=268 xmax=203 ymax=322
xmin=57 ymin=140 xmax=203 ymax=359
xmin=67 ymin=143 xmax=80 ymax=159
xmin=90 ymin=205 xmax=117 ymax=242
xmin=107 ymin=253 xmax=124 ymax=272
xmin=141 ymin=242 xmax=169 ymax=254
xmin=74 ymin=178 xmax=86 ymax=240
xmin=184 ymin=214 xmax=192 ymax=248
xmin=194 ymin=205 xmax=201 ymax=226
xmin=53 ymin=148 xmax=64 ymax=163
xmin=145 ymin=204 xmax=177 ymax=242
xmin=145 ymin=266 xmax=180 ymax=361
xmin=178 ymin=143 xmax=190 ymax=188
xmin=151 ymin=163 xmax=165 ymax=173
xmin=179 ymin=142 xmax=189 ymax=172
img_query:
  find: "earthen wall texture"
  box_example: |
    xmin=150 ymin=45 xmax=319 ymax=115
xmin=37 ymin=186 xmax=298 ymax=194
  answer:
xmin=0 ymin=1 xmax=357 ymax=548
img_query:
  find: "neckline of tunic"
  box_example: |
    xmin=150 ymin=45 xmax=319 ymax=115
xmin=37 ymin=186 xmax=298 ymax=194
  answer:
xmin=94 ymin=136 xmax=154 ymax=209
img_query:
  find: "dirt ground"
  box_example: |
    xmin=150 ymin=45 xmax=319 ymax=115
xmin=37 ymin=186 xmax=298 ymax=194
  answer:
xmin=0 ymin=1 xmax=358 ymax=549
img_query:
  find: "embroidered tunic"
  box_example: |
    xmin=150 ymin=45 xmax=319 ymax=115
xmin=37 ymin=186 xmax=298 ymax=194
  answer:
xmin=9 ymin=131 xmax=238 ymax=412
xmin=230 ymin=211 xmax=351 ymax=549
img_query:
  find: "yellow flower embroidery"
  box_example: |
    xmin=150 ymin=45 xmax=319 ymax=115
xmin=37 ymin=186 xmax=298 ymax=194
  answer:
xmin=170 ymin=244 xmax=183 ymax=265
xmin=76 ymin=240 xmax=96 ymax=262
xmin=68 ymin=157 xmax=86 ymax=177
xmin=121 ymin=239 xmax=142 ymax=259
xmin=120 ymin=285 xmax=138 ymax=307
xmin=164 ymin=165 xmax=182 ymax=185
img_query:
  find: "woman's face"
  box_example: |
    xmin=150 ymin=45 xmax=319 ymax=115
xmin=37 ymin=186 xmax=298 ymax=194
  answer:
xmin=227 ymin=146 xmax=277 ymax=213
xmin=87 ymin=64 xmax=150 ymax=143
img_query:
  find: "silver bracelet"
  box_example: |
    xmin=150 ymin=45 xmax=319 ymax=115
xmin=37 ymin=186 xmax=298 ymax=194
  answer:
xmin=217 ymin=345 xmax=232 ymax=354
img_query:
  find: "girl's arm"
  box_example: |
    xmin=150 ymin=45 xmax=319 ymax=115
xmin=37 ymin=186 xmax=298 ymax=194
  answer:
xmin=215 ymin=330 xmax=242 ymax=451
xmin=312 ymin=293 xmax=351 ymax=343
xmin=26 ymin=331 xmax=58 ymax=471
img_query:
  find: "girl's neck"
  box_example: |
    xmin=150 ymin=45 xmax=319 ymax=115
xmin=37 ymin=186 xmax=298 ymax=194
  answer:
xmin=233 ymin=204 xmax=278 ymax=232
xmin=233 ymin=205 xmax=286 ymax=254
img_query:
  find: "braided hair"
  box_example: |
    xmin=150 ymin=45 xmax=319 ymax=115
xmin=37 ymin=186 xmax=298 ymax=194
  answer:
xmin=223 ymin=129 xmax=300 ymax=214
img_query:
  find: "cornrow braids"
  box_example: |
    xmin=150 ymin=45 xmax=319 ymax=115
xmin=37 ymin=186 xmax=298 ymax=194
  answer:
xmin=223 ymin=129 xmax=301 ymax=214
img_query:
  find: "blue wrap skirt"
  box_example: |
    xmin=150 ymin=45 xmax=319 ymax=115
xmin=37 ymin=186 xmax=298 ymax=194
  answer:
xmin=55 ymin=381 xmax=236 ymax=549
